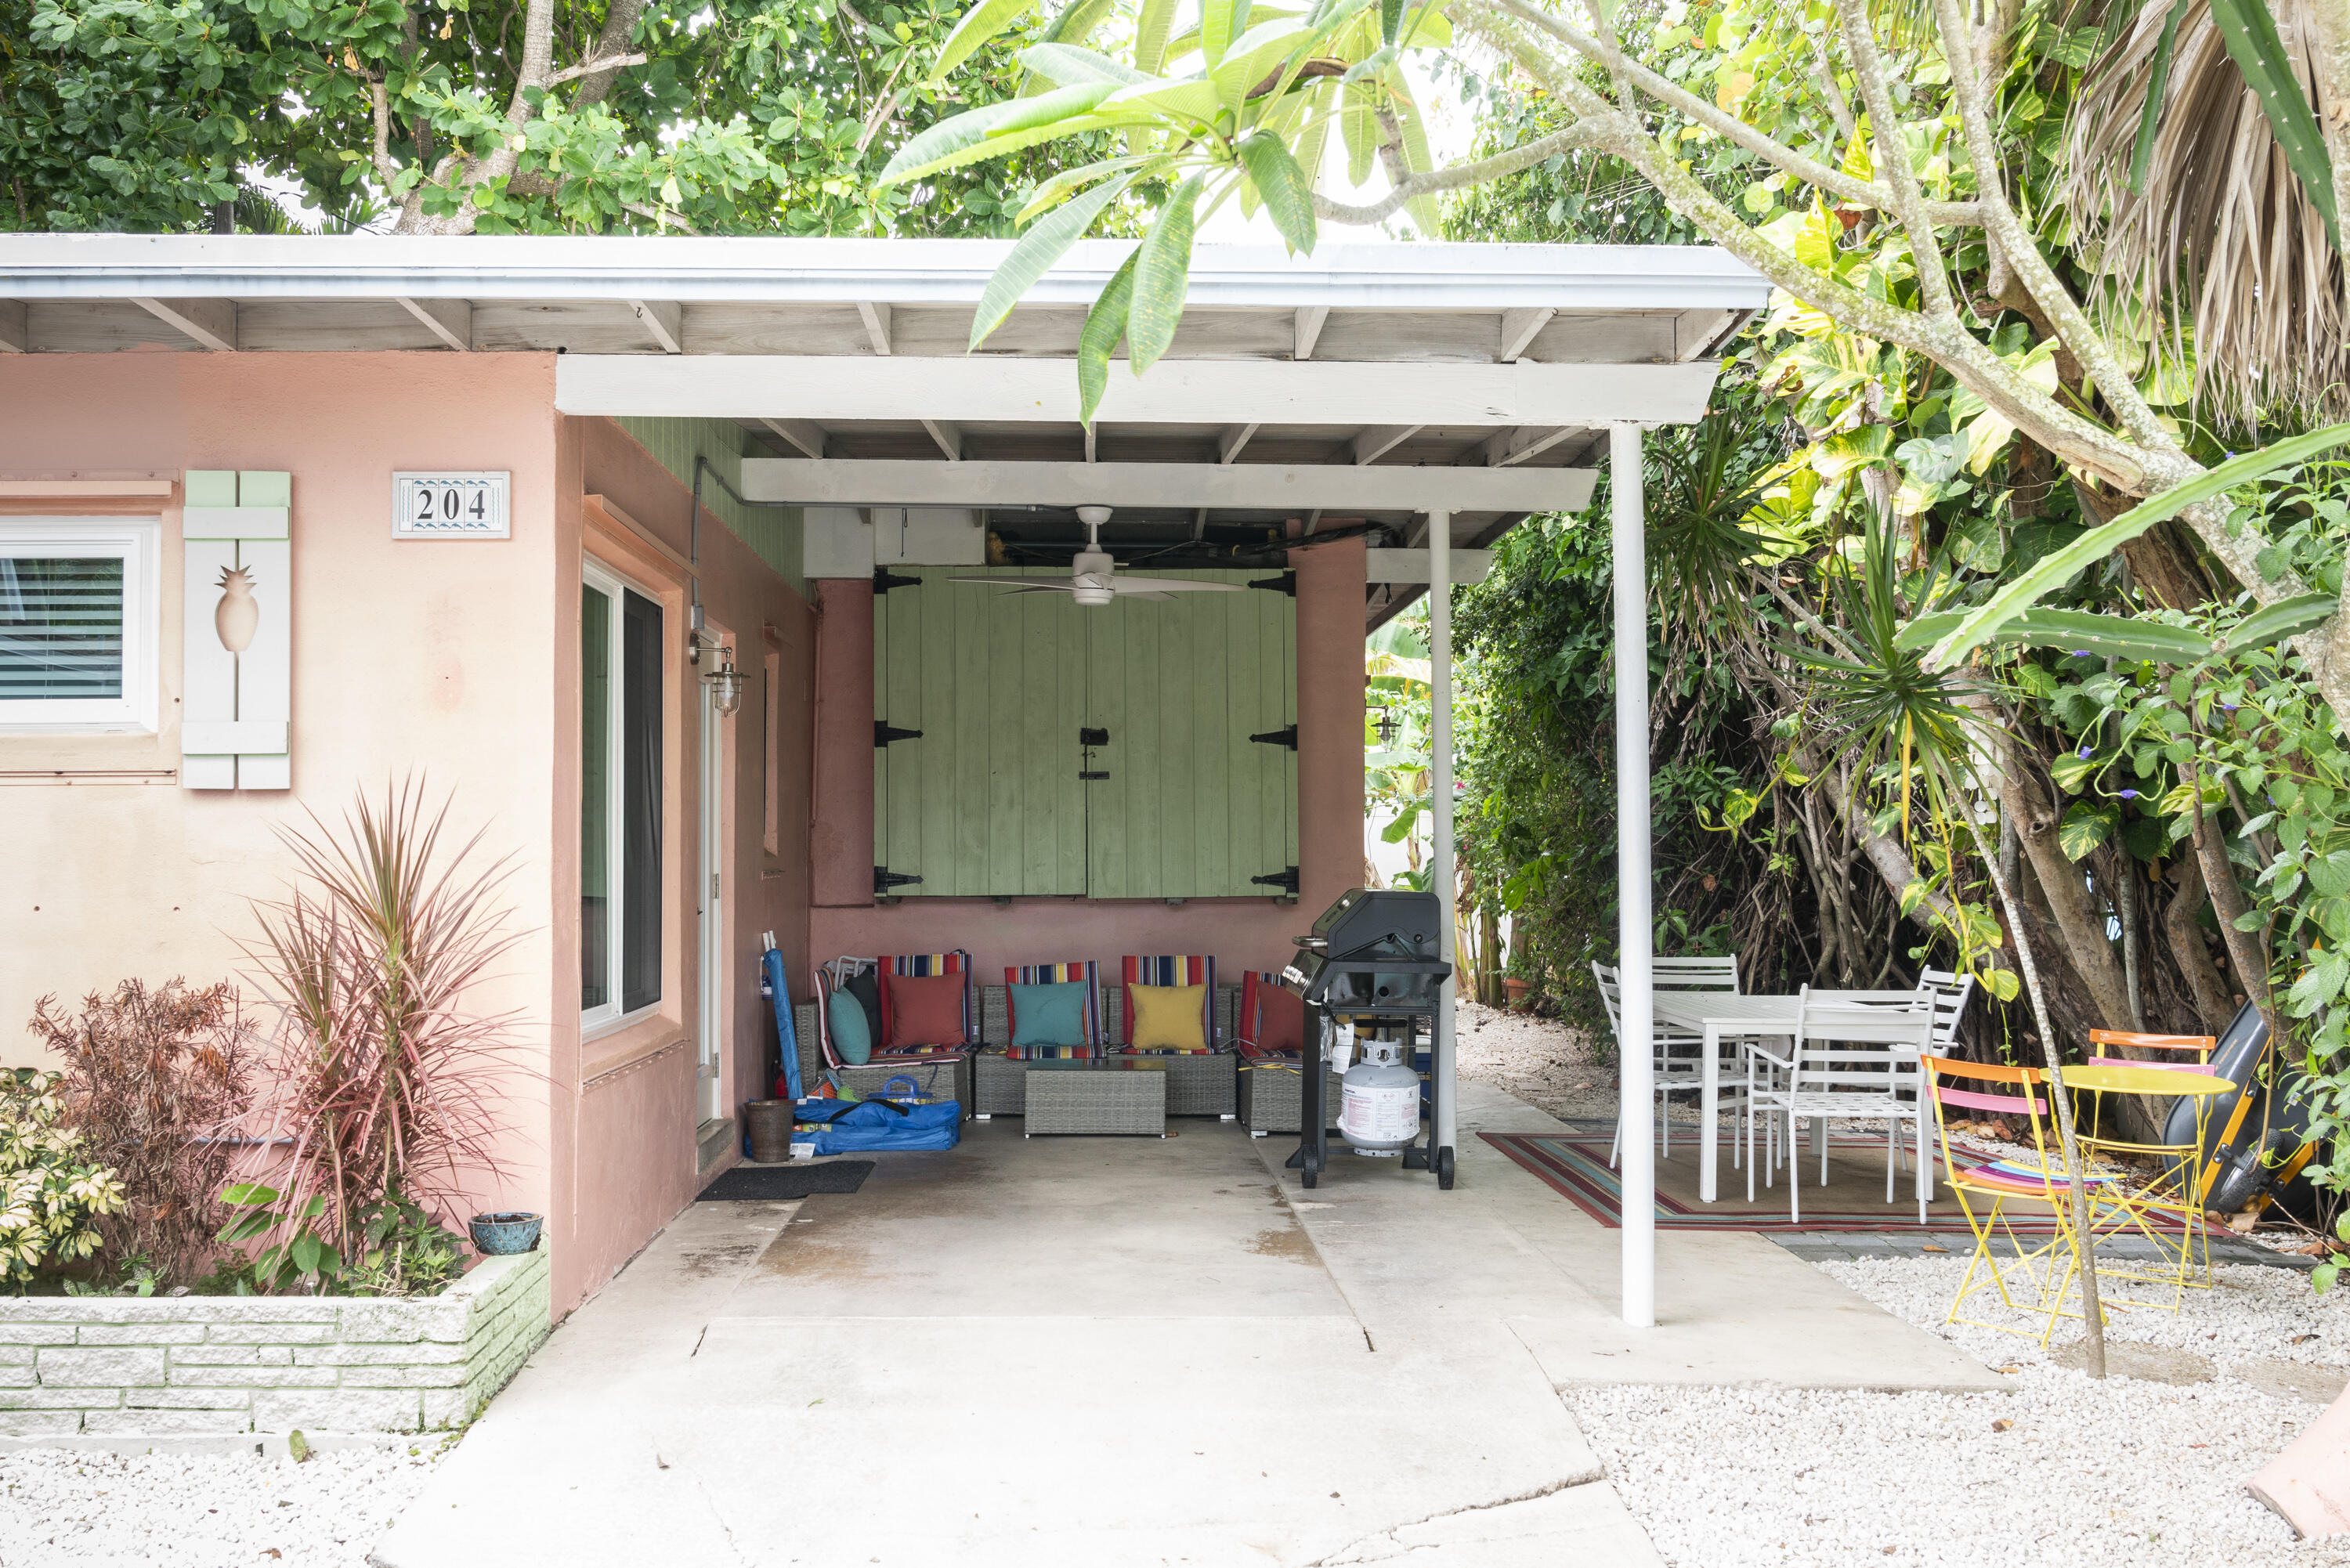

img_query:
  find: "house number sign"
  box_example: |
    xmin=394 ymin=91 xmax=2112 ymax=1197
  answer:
xmin=393 ymin=471 xmax=511 ymax=539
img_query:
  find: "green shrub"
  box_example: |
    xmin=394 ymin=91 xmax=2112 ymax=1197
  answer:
xmin=0 ymin=1071 xmax=126 ymax=1290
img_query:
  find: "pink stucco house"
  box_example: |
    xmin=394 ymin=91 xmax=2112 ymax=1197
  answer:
xmin=0 ymin=236 xmax=1764 ymax=1319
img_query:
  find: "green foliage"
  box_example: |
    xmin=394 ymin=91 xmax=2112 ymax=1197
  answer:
xmin=887 ymin=0 xmax=1451 ymax=417
xmin=2 ymin=0 xmax=1113 ymax=235
xmin=0 ymin=1071 xmax=126 ymax=1291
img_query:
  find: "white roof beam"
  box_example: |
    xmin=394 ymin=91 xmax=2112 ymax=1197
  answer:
xmin=628 ymin=299 xmax=683 ymax=353
xmin=1499 ymin=306 xmax=1554 ymax=362
xmin=559 ymin=356 xmax=1726 ymax=426
xmin=396 ymin=296 xmax=471 ymax=350
xmin=857 ymin=302 xmax=892 ymax=356
xmin=741 ymin=457 xmax=1596 ymax=513
xmin=1483 ymin=426 xmax=1575 ymax=468
xmin=0 ymin=301 xmax=24 ymax=353
xmin=1294 ymin=305 xmax=1329 ymax=360
xmin=920 ymin=419 xmax=962 ymax=461
xmin=758 ymin=418 xmax=827 ymax=460
xmin=1218 ymin=424 xmax=1260 ymax=464
xmin=1352 ymin=425 xmax=1421 ymax=465
xmin=132 ymin=297 xmax=235 ymax=351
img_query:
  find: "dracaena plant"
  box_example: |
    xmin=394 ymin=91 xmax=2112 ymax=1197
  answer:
xmin=220 ymin=780 xmax=521 ymax=1295
xmin=878 ymin=0 xmax=1460 ymax=422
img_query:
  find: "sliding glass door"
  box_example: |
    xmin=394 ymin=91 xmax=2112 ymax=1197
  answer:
xmin=582 ymin=560 xmax=663 ymax=1030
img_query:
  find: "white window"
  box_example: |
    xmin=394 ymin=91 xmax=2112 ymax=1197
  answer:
xmin=0 ymin=518 xmax=158 ymax=733
xmin=581 ymin=558 xmax=664 ymax=1031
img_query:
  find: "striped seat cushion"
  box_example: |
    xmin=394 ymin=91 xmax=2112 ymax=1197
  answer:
xmin=1120 ymin=955 xmax=1218 ymax=1054
xmin=1002 ymin=961 xmax=1101 ymax=1060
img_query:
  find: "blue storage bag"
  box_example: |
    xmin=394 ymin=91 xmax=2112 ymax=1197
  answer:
xmin=794 ymin=1096 xmax=962 ymax=1154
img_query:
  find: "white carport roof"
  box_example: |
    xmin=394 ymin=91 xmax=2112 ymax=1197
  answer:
xmin=0 ymin=233 xmax=1769 ymax=623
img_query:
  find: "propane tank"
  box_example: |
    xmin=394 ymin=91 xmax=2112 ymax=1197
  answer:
xmin=1339 ymin=1034 xmax=1420 ymax=1154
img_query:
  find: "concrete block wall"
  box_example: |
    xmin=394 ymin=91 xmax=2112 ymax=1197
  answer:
xmin=0 ymin=1250 xmax=550 ymax=1439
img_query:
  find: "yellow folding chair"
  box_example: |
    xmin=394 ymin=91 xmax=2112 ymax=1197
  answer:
xmin=2062 ymin=1062 xmax=2236 ymax=1315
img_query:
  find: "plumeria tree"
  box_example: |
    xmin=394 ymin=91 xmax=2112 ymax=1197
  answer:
xmin=891 ymin=0 xmax=2350 ymax=711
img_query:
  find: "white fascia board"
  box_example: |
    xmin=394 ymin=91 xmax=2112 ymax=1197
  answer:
xmin=739 ymin=458 xmax=1597 ymax=514
xmin=561 ymin=356 xmax=1726 ymax=426
xmin=0 ymin=235 xmax=1770 ymax=313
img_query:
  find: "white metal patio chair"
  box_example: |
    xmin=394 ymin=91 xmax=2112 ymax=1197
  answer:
xmin=1745 ymin=986 xmax=1935 ymax=1223
xmin=1918 ymin=967 xmax=1978 ymax=1055
xmin=1596 ymin=957 xmax=1745 ymax=1169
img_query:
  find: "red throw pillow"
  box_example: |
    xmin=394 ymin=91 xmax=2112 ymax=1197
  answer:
xmin=885 ymin=972 xmax=967 ymax=1050
xmin=1257 ymin=984 xmax=1306 ymax=1053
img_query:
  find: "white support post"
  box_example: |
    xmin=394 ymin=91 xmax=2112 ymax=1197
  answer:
xmin=1428 ymin=510 xmax=1458 ymax=1174
xmin=1611 ymin=423 xmax=1655 ymax=1328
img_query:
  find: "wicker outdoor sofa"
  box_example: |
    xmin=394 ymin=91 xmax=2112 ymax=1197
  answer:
xmin=974 ymin=983 xmax=1242 ymax=1119
xmin=785 ymin=983 xmax=1245 ymax=1120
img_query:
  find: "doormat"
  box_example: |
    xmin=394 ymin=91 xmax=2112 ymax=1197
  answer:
xmin=1479 ymin=1131 xmax=2117 ymax=1235
xmin=698 ymin=1161 xmax=874 ymax=1201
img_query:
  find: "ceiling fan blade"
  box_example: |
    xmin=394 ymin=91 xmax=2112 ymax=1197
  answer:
xmin=1120 ymin=591 xmax=1177 ymax=602
xmin=949 ymin=576 xmax=1073 ymax=589
xmin=1111 ymin=576 xmax=1246 ymax=594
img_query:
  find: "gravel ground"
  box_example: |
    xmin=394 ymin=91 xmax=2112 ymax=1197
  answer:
xmin=1566 ymin=1255 xmax=2350 ymax=1567
xmin=1455 ymin=999 xmax=1619 ymax=1122
xmin=0 ymin=1441 xmax=450 ymax=1567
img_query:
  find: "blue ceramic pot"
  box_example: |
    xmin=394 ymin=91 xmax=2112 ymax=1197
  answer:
xmin=470 ymin=1212 xmax=543 ymax=1255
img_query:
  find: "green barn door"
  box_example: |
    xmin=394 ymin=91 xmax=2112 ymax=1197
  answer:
xmin=873 ymin=569 xmax=1089 ymax=897
xmin=1085 ymin=572 xmax=1296 ymax=898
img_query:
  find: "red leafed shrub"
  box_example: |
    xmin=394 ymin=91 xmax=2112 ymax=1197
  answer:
xmin=29 ymin=979 xmax=256 ymax=1285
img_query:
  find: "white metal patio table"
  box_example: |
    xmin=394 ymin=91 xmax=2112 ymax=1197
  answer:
xmin=1650 ymin=989 xmax=1919 ymax=1202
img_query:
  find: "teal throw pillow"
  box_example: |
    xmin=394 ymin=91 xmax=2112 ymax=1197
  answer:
xmin=827 ymin=988 xmax=873 ymax=1065
xmin=1010 ymin=981 xmax=1090 ymax=1049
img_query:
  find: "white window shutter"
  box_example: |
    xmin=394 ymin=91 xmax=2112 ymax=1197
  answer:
xmin=181 ymin=470 xmax=291 ymax=790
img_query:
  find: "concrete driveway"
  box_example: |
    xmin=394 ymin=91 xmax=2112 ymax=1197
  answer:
xmin=372 ymin=1084 xmax=1994 ymax=1568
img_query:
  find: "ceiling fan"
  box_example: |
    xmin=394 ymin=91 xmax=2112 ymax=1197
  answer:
xmin=953 ymin=506 xmax=1244 ymax=607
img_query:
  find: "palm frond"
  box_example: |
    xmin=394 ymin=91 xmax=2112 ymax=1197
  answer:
xmin=2062 ymin=0 xmax=2346 ymax=428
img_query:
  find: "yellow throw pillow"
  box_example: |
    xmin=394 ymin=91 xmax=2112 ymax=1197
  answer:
xmin=1128 ymin=984 xmax=1208 ymax=1052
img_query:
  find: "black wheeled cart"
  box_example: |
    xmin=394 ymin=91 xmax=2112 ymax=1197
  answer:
xmin=1278 ymin=888 xmax=1455 ymax=1190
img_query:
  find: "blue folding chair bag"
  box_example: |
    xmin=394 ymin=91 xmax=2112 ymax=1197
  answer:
xmin=795 ymin=1097 xmax=961 ymax=1154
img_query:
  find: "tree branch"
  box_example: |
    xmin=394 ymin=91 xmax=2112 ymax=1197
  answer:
xmin=1456 ymin=0 xmax=2154 ymax=493
xmin=1312 ymin=127 xmax=1599 ymax=224
xmin=1486 ymin=0 xmax=1982 ymax=226
xmin=546 ymin=51 xmax=648 ymax=87
xmin=1831 ymin=0 xmax=1956 ymax=318
xmin=1926 ymin=0 xmax=2171 ymax=453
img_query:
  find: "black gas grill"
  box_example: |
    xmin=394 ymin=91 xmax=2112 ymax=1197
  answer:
xmin=1278 ymin=888 xmax=1455 ymax=1189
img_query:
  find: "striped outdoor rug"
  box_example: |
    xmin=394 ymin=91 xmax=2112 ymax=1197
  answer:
xmin=1482 ymin=1129 xmax=2081 ymax=1235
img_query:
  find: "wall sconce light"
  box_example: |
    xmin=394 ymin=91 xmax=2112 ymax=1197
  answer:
xmin=692 ymin=630 xmax=744 ymax=716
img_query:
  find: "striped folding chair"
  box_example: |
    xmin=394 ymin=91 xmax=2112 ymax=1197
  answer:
xmin=1922 ymin=1053 xmax=2115 ymax=1345
xmin=1119 ymin=955 xmax=1218 ymax=1055
xmin=1000 ymin=961 xmax=1103 ymax=1060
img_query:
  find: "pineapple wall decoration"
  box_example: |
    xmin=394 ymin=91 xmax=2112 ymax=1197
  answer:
xmin=181 ymin=471 xmax=291 ymax=790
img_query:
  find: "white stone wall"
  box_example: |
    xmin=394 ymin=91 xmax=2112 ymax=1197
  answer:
xmin=0 ymin=1250 xmax=550 ymax=1438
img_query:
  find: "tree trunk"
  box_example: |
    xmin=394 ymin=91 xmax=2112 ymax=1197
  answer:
xmin=1987 ymin=744 xmax=2134 ymax=1026
xmin=2164 ymin=856 xmax=2236 ymax=1035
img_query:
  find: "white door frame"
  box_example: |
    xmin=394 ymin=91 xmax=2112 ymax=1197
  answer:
xmin=696 ymin=656 xmax=726 ymax=1125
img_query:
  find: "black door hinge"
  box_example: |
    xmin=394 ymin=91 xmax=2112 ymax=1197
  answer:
xmin=1249 ymin=724 xmax=1298 ymax=750
xmin=874 ymin=568 xmax=921 ymax=594
xmin=1079 ymin=770 xmax=1110 ymax=781
xmin=875 ymin=721 xmax=924 ymax=747
xmin=1249 ymin=572 xmax=1296 ymax=596
xmin=1252 ymin=866 xmax=1301 ymax=894
xmin=875 ymin=865 xmax=924 ymax=892
xmin=1079 ymin=726 xmax=1110 ymax=746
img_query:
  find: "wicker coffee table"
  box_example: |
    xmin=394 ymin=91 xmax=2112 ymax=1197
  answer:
xmin=1023 ymin=1061 xmax=1167 ymax=1137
